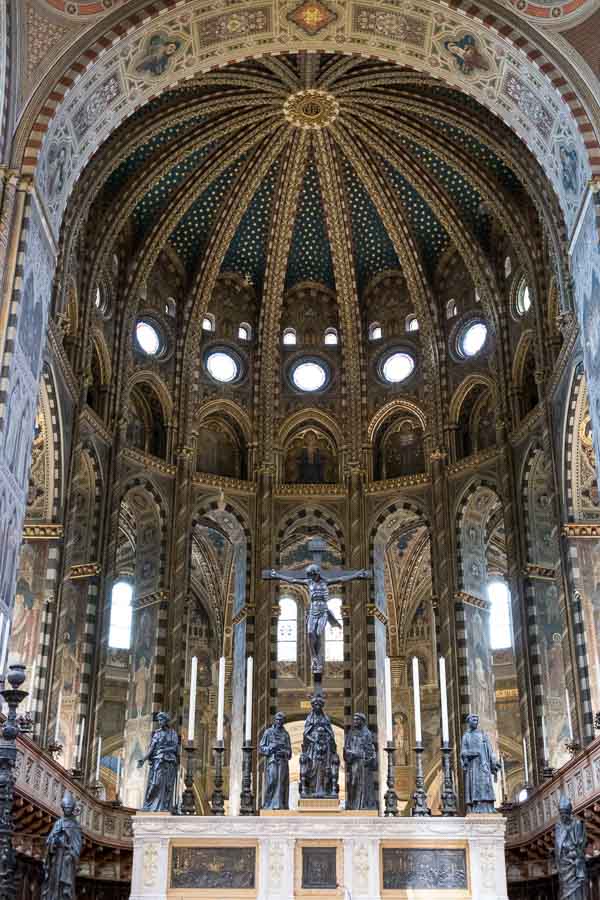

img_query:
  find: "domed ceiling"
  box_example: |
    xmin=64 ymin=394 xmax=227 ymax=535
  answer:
xmin=96 ymin=52 xmax=534 ymax=303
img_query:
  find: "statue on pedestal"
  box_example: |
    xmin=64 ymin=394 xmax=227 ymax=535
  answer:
xmin=344 ymin=713 xmax=377 ymax=810
xmin=555 ymin=795 xmax=588 ymax=899
xmin=300 ymin=695 xmax=339 ymax=798
xmin=460 ymin=713 xmax=500 ymax=813
xmin=263 ymin=545 xmax=370 ymax=677
xmin=41 ymin=791 xmax=82 ymax=900
xmin=259 ymin=712 xmax=292 ymax=810
xmin=137 ymin=711 xmax=179 ymax=811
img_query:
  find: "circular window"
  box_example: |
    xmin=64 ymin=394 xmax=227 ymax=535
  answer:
xmin=292 ymin=360 xmax=328 ymax=392
xmin=381 ymin=351 xmax=415 ymax=384
xmin=458 ymin=321 xmax=488 ymax=358
xmin=135 ymin=320 xmax=162 ymax=356
xmin=206 ymin=350 xmax=239 ymax=383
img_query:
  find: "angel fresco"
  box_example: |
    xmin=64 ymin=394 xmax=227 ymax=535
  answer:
xmin=135 ymin=33 xmax=182 ymax=77
xmin=444 ymin=34 xmax=490 ymax=76
xmin=559 ymin=144 xmax=579 ymax=195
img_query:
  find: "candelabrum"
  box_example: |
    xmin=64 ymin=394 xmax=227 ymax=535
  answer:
xmin=180 ymin=741 xmax=197 ymax=815
xmin=383 ymin=741 xmax=399 ymax=817
xmin=211 ymin=740 xmax=225 ymax=815
xmin=239 ymin=740 xmax=255 ymax=816
xmin=440 ymin=742 xmax=458 ymax=816
xmin=565 ymin=739 xmax=581 ymax=758
xmin=0 ymin=665 xmax=28 ymax=900
xmin=542 ymin=760 xmax=555 ymax=780
xmin=411 ymin=742 xmax=431 ymax=817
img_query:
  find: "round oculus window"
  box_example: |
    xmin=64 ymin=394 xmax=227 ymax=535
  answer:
xmin=292 ymin=360 xmax=327 ymax=392
xmin=135 ymin=320 xmax=161 ymax=356
xmin=206 ymin=350 xmax=239 ymax=383
xmin=459 ymin=321 xmax=488 ymax=358
xmin=382 ymin=351 xmax=415 ymax=384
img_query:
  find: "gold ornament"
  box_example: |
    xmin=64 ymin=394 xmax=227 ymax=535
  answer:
xmin=283 ymin=89 xmax=339 ymax=130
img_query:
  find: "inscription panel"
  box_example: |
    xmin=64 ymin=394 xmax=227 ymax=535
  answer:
xmin=382 ymin=847 xmax=468 ymax=891
xmin=170 ymin=846 xmax=256 ymax=890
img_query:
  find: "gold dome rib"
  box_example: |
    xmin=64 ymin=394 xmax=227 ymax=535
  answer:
xmin=255 ymin=129 xmax=311 ymax=461
xmin=313 ymin=131 xmax=364 ymax=461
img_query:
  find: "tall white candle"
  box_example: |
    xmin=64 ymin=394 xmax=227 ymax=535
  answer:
xmin=412 ymin=656 xmax=422 ymax=744
xmin=216 ymin=656 xmax=226 ymax=742
xmin=54 ymin=689 xmax=62 ymax=743
xmin=95 ymin=736 xmax=102 ymax=782
xmin=565 ymin=688 xmax=574 ymax=739
xmin=245 ymin=656 xmax=253 ymax=743
xmin=76 ymin=717 xmax=86 ymax=765
xmin=116 ymin=755 xmax=122 ymax=799
xmin=541 ymin=715 xmax=549 ymax=761
xmin=26 ymin=661 xmax=36 ymax=713
xmin=384 ymin=657 xmax=393 ymax=744
xmin=188 ymin=656 xmax=198 ymax=744
xmin=522 ymin=737 xmax=529 ymax=783
xmin=439 ymin=656 xmax=450 ymax=744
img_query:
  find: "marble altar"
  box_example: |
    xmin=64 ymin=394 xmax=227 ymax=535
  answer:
xmin=130 ymin=812 xmax=509 ymax=900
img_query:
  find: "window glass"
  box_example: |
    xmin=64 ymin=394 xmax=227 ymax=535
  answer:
xmin=109 ymin=581 xmax=133 ymax=649
xmin=136 ymin=320 xmax=161 ymax=356
xmin=459 ymin=322 xmax=487 ymax=358
xmin=369 ymin=324 xmax=382 ymax=341
xmin=206 ymin=350 xmax=239 ymax=383
xmin=283 ymin=328 xmax=297 ymax=346
xmin=324 ymin=329 xmax=338 ymax=346
xmin=406 ymin=316 xmax=419 ymax=332
xmin=325 ymin=597 xmax=343 ymax=661
xmin=382 ymin=351 xmax=415 ymax=383
xmin=488 ymin=581 xmax=512 ymax=649
xmin=277 ymin=597 xmax=297 ymax=662
xmin=202 ymin=316 xmax=214 ymax=332
xmin=292 ymin=361 xmax=327 ymax=392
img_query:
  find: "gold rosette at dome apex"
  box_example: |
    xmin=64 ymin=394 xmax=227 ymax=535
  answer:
xmin=283 ymin=89 xmax=339 ymax=130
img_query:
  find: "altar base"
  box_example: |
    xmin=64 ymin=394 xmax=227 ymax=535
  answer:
xmin=131 ymin=812 xmax=508 ymax=900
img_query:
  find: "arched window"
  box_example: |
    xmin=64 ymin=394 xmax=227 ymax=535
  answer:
xmin=109 ymin=581 xmax=133 ymax=649
xmin=94 ymin=286 xmax=102 ymax=309
xmin=277 ymin=596 xmax=297 ymax=662
xmin=488 ymin=580 xmax=512 ymax=649
xmin=369 ymin=322 xmax=383 ymax=341
xmin=202 ymin=314 xmax=215 ymax=332
xmin=406 ymin=315 xmax=419 ymax=333
xmin=165 ymin=297 xmax=176 ymax=318
xmin=475 ymin=289 xmax=481 ymax=303
xmin=518 ymin=787 xmax=528 ymax=803
xmin=283 ymin=327 xmax=297 ymax=346
xmin=324 ymin=327 xmax=338 ymax=346
xmin=238 ymin=323 xmax=252 ymax=341
xmin=505 ymin=256 xmax=512 ymax=279
xmin=446 ymin=299 xmax=457 ymax=319
xmin=516 ymin=278 xmax=532 ymax=316
xmin=325 ymin=597 xmax=343 ymax=661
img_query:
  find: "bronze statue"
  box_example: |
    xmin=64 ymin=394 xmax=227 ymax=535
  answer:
xmin=344 ymin=713 xmax=377 ymax=810
xmin=259 ymin=712 xmax=292 ymax=810
xmin=263 ymin=562 xmax=369 ymax=675
xmin=41 ymin=791 xmax=82 ymax=900
xmin=300 ymin=695 xmax=339 ymax=798
xmin=460 ymin=713 xmax=500 ymax=813
xmin=555 ymin=795 xmax=588 ymax=899
xmin=137 ymin=711 xmax=179 ymax=811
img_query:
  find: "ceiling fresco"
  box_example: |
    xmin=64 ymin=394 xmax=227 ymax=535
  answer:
xmin=87 ymin=53 xmax=539 ymax=300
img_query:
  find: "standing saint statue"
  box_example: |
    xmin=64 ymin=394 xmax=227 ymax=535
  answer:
xmin=263 ymin=546 xmax=370 ymax=676
xmin=41 ymin=791 xmax=82 ymax=900
xmin=259 ymin=712 xmax=292 ymax=810
xmin=300 ymin=694 xmax=340 ymax=798
xmin=344 ymin=713 xmax=377 ymax=810
xmin=555 ymin=795 xmax=588 ymax=899
xmin=460 ymin=713 xmax=500 ymax=813
xmin=137 ymin=711 xmax=179 ymax=811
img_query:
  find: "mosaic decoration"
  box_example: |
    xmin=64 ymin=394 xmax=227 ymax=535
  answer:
xmin=287 ymin=0 xmax=338 ymax=35
xmin=195 ymin=7 xmax=271 ymax=48
xmin=351 ymin=5 xmax=429 ymax=46
xmin=39 ymin=0 xmax=127 ymax=16
xmin=504 ymin=0 xmax=596 ymax=23
xmin=501 ymin=71 xmax=554 ymax=142
xmin=442 ymin=33 xmax=491 ymax=77
xmin=285 ymin=160 xmax=335 ymax=292
xmin=131 ymin=31 xmax=185 ymax=79
xmin=284 ymin=89 xmax=339 ymax=130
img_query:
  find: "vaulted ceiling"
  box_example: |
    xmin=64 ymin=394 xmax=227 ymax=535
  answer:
xmin=94 ymin=52 xmax=533 ymax=303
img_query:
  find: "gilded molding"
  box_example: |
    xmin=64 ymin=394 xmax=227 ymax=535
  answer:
xmin=22 ymin=523 xmax=64 ymax=540
xmin=121 ymin=448 xmax=176 ymax=477
xmin=80 ymin=406 xmax=113 ymax=445
xmin=524 ymin=564 xmax=557 ymax=580
xmin=192 ymin=473 xmax=256 ymax=494
xmin=447 ymin=448 xmax=498 ymax=477
xmin=562 ymin=522 xmax=600 ymax=538
xmin=68 ymin=562 xmax=101 ymax=579
xmin=133 ymin=590 xmax=169 ymax=610
xmin=365 ymin=473 xmax=431 ymax=493
xmin=367 ymin=603 xmax=388 ymax=625
xmin=275 ymin=482 xmax=346 ymax=497
xmin=455 ymin=590 xmax=490 ymax=610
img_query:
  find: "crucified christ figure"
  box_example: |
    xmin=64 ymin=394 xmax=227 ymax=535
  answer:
xmin=263 ymin=542 xmax=371 ymax=678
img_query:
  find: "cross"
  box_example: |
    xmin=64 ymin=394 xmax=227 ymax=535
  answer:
xmin=261 ymin=537 xmax=368 ymax=585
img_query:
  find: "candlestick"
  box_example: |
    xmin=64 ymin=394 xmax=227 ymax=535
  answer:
xmin=383 ymin=741 xmax=399 ymax=817
xmin=439 ymin=656 xmax=449 ymax=744
xmin=54 ymin=689 xmax=62 ymax=743
xmin=384 ymin=657 xmax=393 ymax=743
xmin=440 ymin=741 xmax=458 ymax=816
xmin=522 ymin=737 xmax=529 ymax=784
xmin=76 ymin=717 xmax=85 ymax=765
xmin=565 ymin=689 xmax=574 ymax=739
xmin=412 ymin=657 xmax=422 ymax=743
xmin=181 ymin=741 xmax=198 ymax=815
xmin=26 ymin=662 xmax=36 ymax=713
xmin=245 ymin=656 xmax=253 ymax=743
xmin=188 ymin=656 xmax=197 ymax=743
xmin=95 ymin=736 xmax=102 ymax=782
xmin=411 ymin=742 xmax=431 ymax=817
xmin=216 ymin=656 xmax=225 ymax=742
xmin=211 ymin=740 xmax=225 ymax=815
xmin=240 ymin=740 xmax=255 ymax=815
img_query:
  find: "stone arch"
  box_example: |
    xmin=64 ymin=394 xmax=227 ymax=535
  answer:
xmin=125 ymin=374 xmax=172 ymax=460
xmin=564 ymin=364 xmax=598 ymax=523
xmin=450 ymin=375 xmax=497 ymax=461
xmin=276 ymin=505 xmax=346 ymax=570
xmin=521 ymin=441 xmax=560 ymax=570
xmin=512 ymin=330 xmax=538 ymax=421
xmin=280 ymin=409 xmax=342 ymax=485
xmin=369 ymin=401 xmax=427 ymax=481
xmin=26 ymin=365 xmax=64 ymax=523
xmin=118 ymin=477 xmax=168 ymax=595
xmin=193 ymin=401 xmax=250 ymax=481
xmin=455 ymin=478 xmax=501 ymax=597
